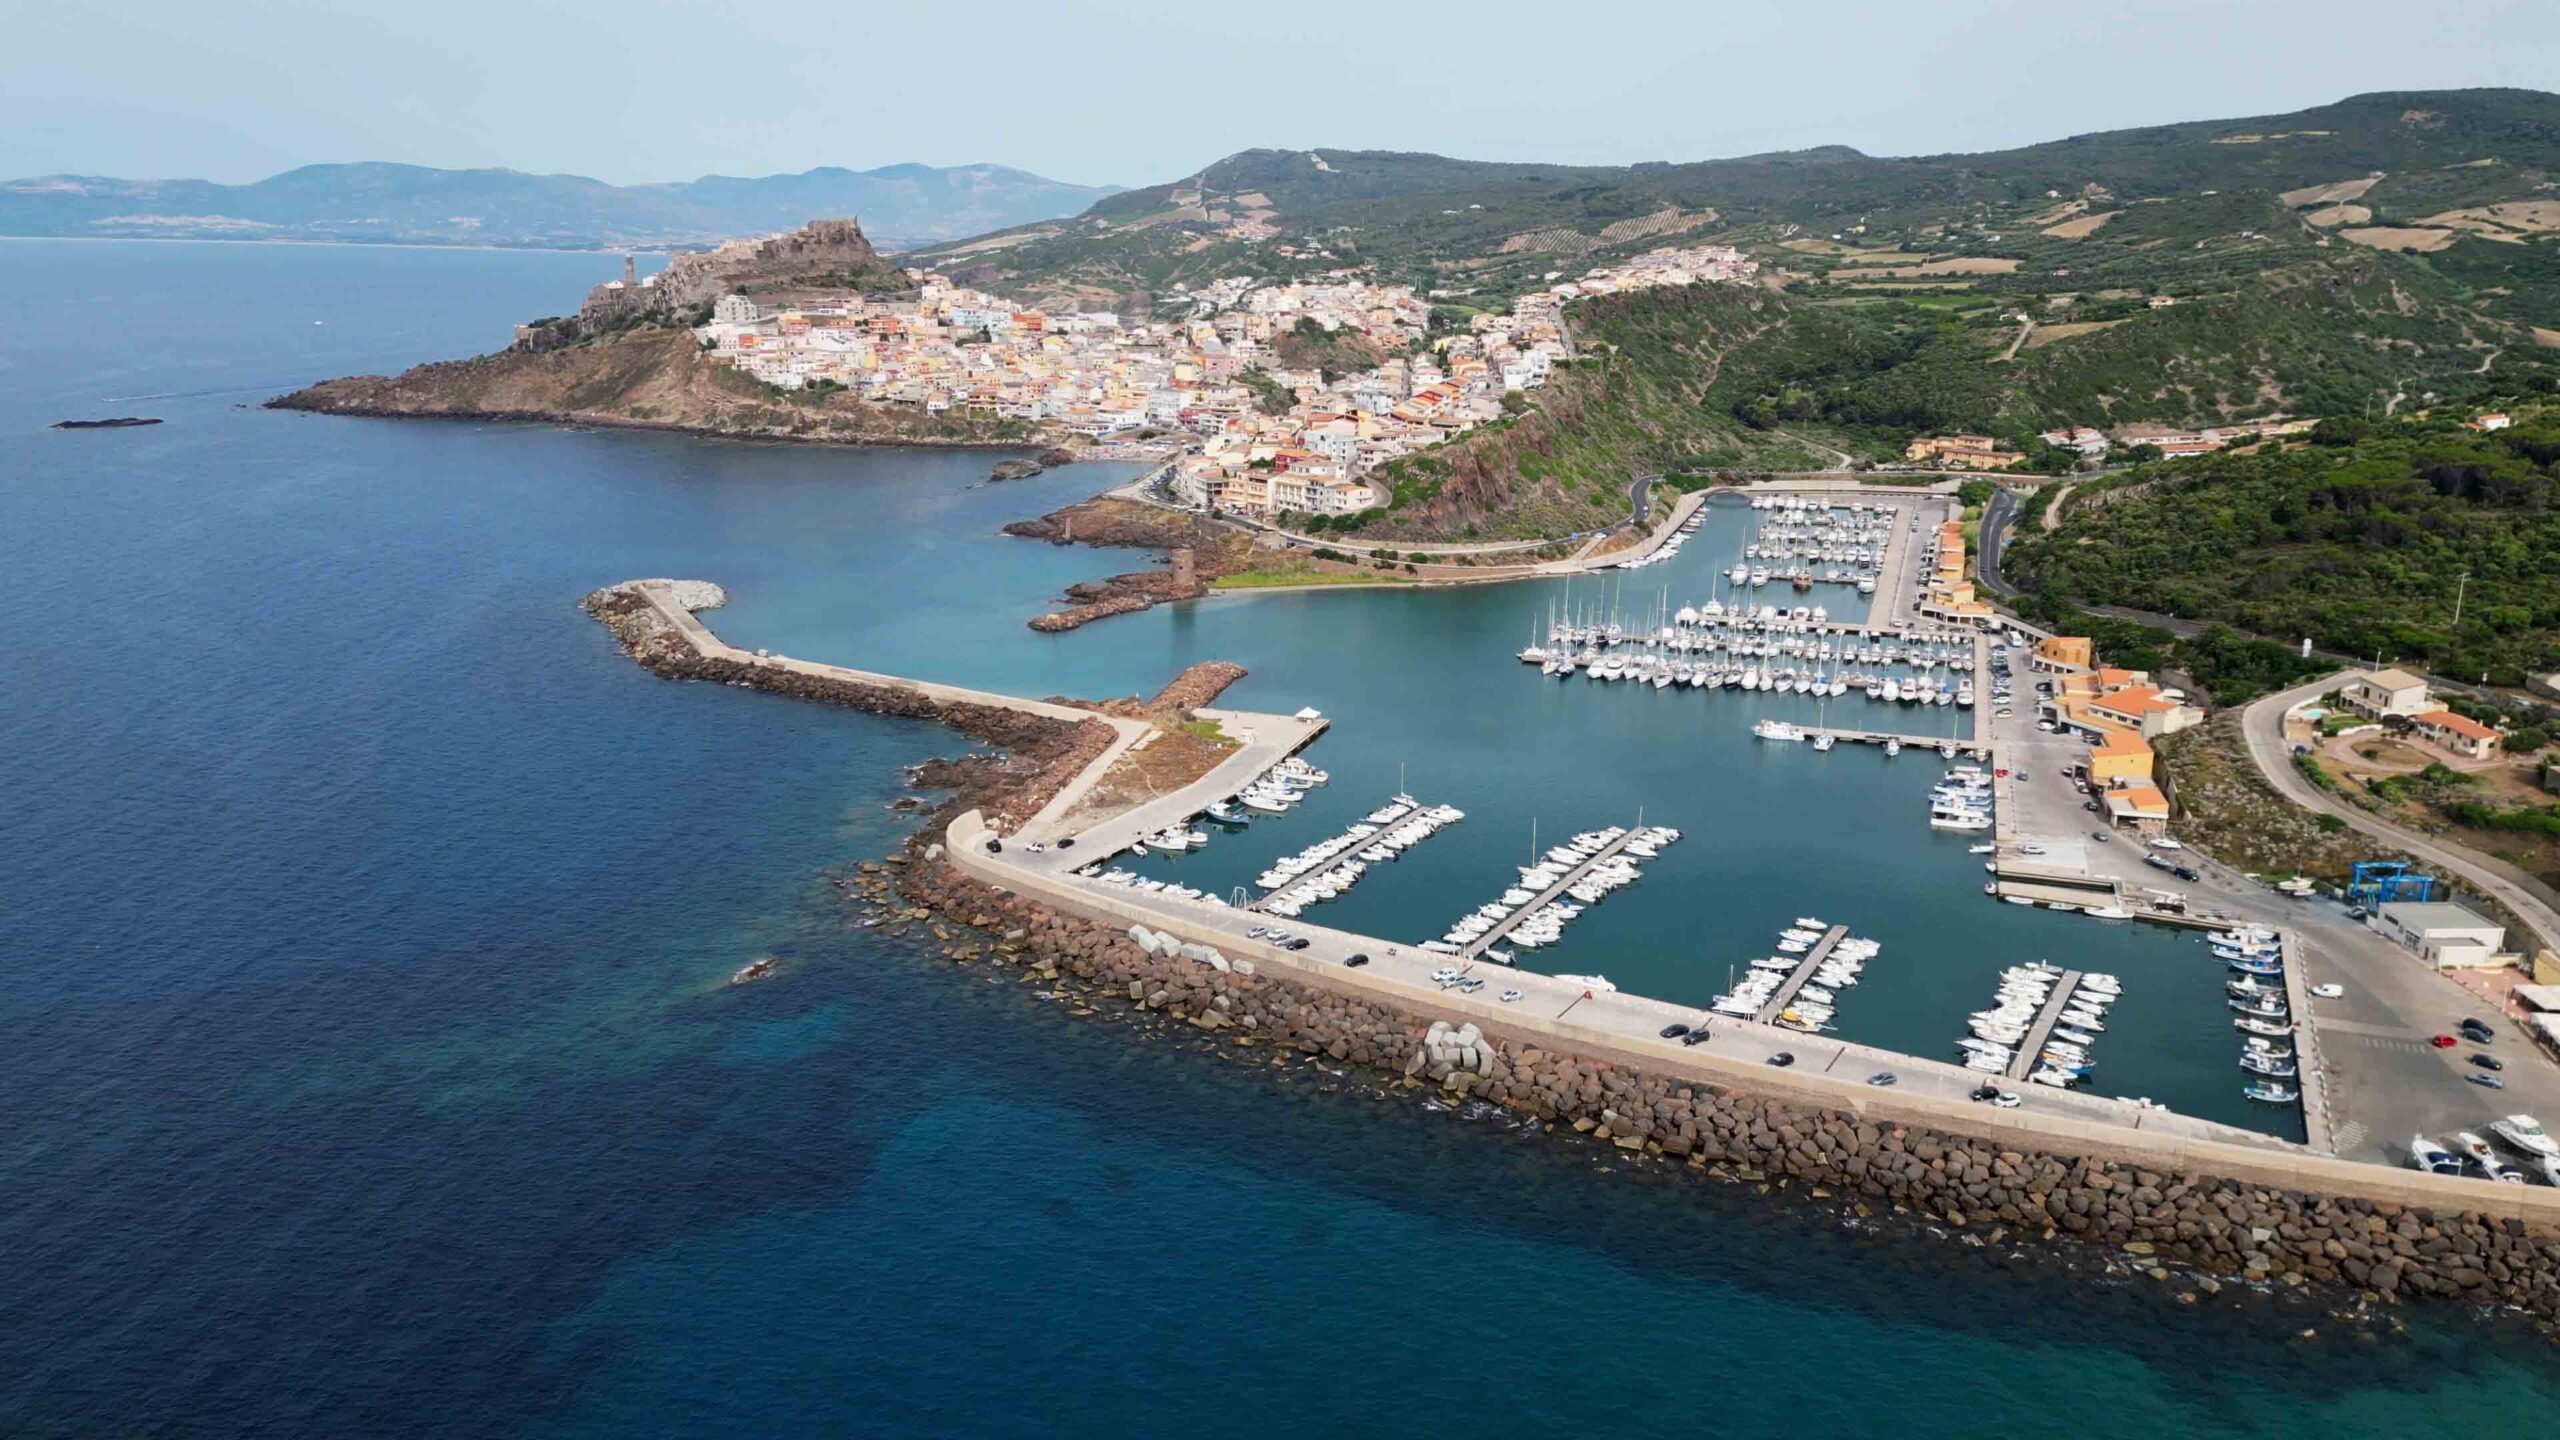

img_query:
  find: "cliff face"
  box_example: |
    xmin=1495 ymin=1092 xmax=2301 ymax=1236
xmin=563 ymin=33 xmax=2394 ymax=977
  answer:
xmin=269 ymin=326 xmax=1032 ymax=447
xmin=653 ymin=217 xmax=897 ymax=312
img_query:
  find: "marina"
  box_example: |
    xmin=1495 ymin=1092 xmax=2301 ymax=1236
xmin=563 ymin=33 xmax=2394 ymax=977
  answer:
xmin=2005 ymin=968 xmax=2092 ymax=1082
xmin=953 ymin=490 xmax=2477 ymax=1145
xmin=1752 ymin=924 xmax=1853 ymax=1024
xmin=1245 ymin=793 xmax=1465 ymax=915
xmin=1438 ymin=821 xmax=1677 ymax=961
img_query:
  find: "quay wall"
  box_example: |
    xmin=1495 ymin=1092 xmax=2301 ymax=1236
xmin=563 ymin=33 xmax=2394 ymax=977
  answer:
xmin=940 ymin=811 xmax=2560 ymax=1319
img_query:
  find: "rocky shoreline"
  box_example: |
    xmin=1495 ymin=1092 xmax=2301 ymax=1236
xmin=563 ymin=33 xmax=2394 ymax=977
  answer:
xmin=582 ymin=579 xmax=2560 ymax=1332
xmin=1005 ymin=496 xmax=1247 ymax=632
xmin=583 ymin=580 xmax=1120 ymax=831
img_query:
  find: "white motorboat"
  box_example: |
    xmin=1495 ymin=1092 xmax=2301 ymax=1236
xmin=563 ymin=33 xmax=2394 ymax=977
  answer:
xmin=2493 ymin=1115 xmax=2560 ymax=1159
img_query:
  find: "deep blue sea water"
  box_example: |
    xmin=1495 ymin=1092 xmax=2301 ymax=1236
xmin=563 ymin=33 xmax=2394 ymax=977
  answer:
xmin=7 ymin=237 xmax=2560 ymax=1437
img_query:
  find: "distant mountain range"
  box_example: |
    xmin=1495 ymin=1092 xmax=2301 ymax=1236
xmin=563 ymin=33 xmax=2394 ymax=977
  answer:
xmin=0 ymin=160 xmax=1124 ymax=252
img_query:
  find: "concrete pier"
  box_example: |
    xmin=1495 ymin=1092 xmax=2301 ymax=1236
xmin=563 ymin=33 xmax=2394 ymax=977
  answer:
xmin=2008 ymin=969 xmax=2089 ymax=1081
xmin=1791 ymin=723 xmax=1987 ymax=754
xmin=1459 ymin=825 xmax=1644 ymax=961
xmin=1244 ymin=795 xmax=1449 ymax=913
xmin=2278 ymin=930 xmax=2333 ymax=1152
xmin=1754 ymin=925 xmax=1852 ymax=1024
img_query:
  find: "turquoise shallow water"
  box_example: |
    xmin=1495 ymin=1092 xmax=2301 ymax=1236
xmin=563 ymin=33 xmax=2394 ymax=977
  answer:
xmin=0 ymin=237 xmax=2547 ymax=1436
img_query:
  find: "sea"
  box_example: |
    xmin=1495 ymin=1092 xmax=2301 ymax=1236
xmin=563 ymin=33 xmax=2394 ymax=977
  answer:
xmin=6 ymin=236 xmax=2560 ymax=1437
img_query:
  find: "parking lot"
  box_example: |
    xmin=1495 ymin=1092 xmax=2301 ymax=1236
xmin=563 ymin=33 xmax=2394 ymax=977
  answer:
xmin=1978 ymin=640 xmax=2560 ymax=1166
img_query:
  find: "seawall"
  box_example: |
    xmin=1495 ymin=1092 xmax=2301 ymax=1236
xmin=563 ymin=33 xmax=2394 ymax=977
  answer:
xmin=936 ymin=811 xmax=2560 ymax=1322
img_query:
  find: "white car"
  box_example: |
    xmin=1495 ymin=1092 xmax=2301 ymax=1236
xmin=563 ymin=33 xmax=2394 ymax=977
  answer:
xmin=2310 ymin=983 xmax=2343 ymax=999
xmin=2148 ymin=837 xmax=2185 ymax=850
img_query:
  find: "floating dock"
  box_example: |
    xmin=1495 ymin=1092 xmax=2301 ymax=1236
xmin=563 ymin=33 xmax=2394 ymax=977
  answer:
xmin=1460 ymin=825 xmax=1644 ymax=961
xmin=1244 ymin=797 xmax=1448 ymax=913
xmin=2008 ymin=968 xmax=2089 ymax=1080
xmin=1753 ymin=925 xmax=1852 ymax=1024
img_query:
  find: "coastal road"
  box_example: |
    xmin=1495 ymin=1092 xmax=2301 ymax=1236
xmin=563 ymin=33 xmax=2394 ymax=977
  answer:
xmin=2241 ymin=672 xmax=2560 ymax=956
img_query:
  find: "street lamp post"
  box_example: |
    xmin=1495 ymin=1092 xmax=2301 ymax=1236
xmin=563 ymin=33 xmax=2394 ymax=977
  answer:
xmin=2453 ymin=571 xmax=2471 ymax=632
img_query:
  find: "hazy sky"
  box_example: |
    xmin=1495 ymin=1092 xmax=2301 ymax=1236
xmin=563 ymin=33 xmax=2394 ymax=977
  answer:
xmin=6 ymin=0 xmax=2554 ymax=185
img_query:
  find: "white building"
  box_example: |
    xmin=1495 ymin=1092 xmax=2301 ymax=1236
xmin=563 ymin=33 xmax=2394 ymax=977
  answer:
xmin=712 ymin=293 xmax=761 ymax=325
xmin=2376 ymin=901 xmax=2507 ymax=970
xmin=2342 ymin=668 xmax=2433 ymax=719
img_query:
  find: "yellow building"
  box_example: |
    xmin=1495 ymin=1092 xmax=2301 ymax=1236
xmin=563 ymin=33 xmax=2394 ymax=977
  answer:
xmin=2087 ymin=725 xmax=2156 ymax=785
xmin=2035 ymin=635 xmax=2094 ymax=671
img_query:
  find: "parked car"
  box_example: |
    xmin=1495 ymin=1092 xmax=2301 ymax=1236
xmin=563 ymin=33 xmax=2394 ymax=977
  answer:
xmin=1867 ymin=1072 xmax=1898 ymax=1087
xmin=2430 ymin=1034 xmax=2461 ymax=1048
xmin=1342 ymin=953 xmax=1370 ymax=968
xmin=1681 ymin=1029 xmax=1712 ymax=1047
xmin=2091 ymin=830 xmax=2113 ymax=844
xmin=1659 ymin=1023 xmax=1691 ymax=1039
xmin=1767 ymin=1052 xmax=1797 ymax=1068
xmin=2470 ymin=1054 xmax=2505 ymax=1071
xmin=2470 ymin=1074 xmax=2507 ymax=1089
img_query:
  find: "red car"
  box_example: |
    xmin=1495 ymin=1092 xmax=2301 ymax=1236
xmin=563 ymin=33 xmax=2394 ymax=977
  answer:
xmin=2429 ymin=1034 xmax=2460 ymax=1048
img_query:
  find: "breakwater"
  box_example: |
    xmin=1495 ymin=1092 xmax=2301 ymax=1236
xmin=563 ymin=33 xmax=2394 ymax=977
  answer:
xmin=587 ymin=576 xmax=2560 ymax=1327
xmin=895 ymin=842 xmax=2560 ymax=1320
xmin=584 ymin=579 xmax=1123 ymax=831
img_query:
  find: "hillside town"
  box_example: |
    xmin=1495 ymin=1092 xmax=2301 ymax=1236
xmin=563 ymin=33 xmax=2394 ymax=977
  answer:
xmin=689 ymin=242 xmax=1756 ymax=518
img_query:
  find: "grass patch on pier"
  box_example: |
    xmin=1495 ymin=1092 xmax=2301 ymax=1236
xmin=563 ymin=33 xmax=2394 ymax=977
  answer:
xmin=1211 ymin=561 xmax=1416 ymax=590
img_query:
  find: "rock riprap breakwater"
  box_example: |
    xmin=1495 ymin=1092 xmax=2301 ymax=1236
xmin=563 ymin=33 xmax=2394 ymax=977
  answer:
xmin=583 ymin=580 xmax=1119 ymax=832
xmin=865 ymin=851 xmax=2560 ymax=1326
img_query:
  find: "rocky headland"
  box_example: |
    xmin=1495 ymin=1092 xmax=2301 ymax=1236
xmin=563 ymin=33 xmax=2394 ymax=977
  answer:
xmin=1004 ymin=495 xmax=1249 ymax=632
xmin=269 ymin=326 xmax=1040 ymax=449
xmin=51 ymin=416 xmax=162 ymax=429
xmin=268 ymin=218 xmax=1038 ymax=451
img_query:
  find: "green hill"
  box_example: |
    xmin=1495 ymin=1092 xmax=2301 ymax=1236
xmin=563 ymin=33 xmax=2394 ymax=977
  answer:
xmin=2002 ymin=402 xmax=2560 ymax=684
xmin=918 ymin=89 xmax=2560 ymax=323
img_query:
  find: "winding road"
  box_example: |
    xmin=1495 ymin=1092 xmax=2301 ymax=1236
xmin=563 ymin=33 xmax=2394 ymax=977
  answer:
xmin=2242 ymin=671 xmax=2560 ymax=955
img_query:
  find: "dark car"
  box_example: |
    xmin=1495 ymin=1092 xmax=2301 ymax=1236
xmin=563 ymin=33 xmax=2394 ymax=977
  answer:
xmin=1867 ymin=1072 xmax=1898 ymax=1087
xmin=1659 ymin=1023 xmax=1691 ymax=1039
xmin=985 ymin=837 xmax=1003 ymax=854
xmin=1055 ymin=837 xmax=1075 ymax=850
xmin=1766 ymin=1052 xmax=1796 ymax=1068
xmin=2173 ymin=866 xmax=2201 ymax=882
xmin=1970 ymin=1084 xmax=2002 ymax=1103
xmin=2470 ymin=1054 xmax=2505 ymax=1071
xmin=2091 ymin=830 xmax=2113 ymax=844
xmin=1342 ymin=953 xmax=1370 ymax=968
xmin=1282 ymin=937 xmax=1311 ymax=951
xmin=1681 ymin=1029 xmax=1712 ymax=1047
